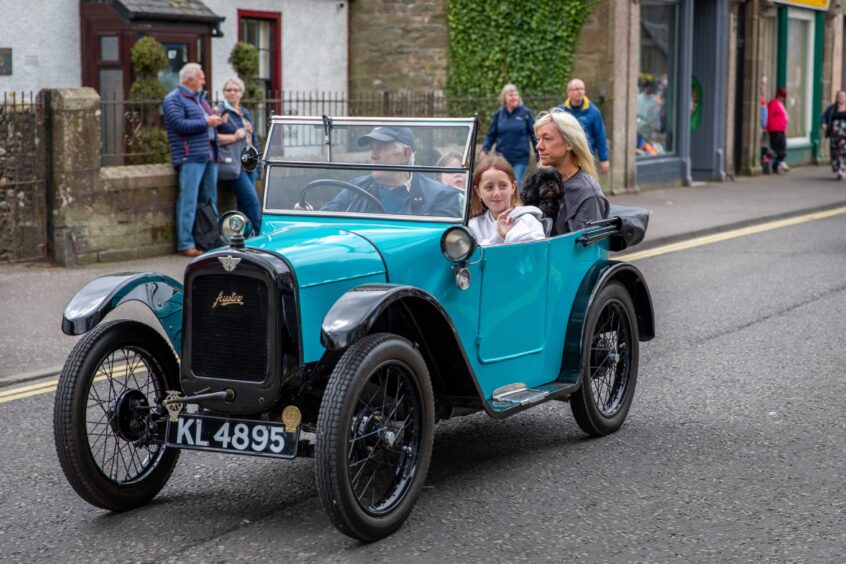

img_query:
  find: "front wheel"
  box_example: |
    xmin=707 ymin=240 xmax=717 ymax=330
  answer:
xmin=570 ymin=282 xmax=640 ymax=436
xmin=53 ymin=320 xmax=180 ymax=511
xmin=316 ymin=333 xmax=434 ymax=541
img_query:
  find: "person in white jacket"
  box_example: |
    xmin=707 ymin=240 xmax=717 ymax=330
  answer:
xmin=467 ymin=155 xmax=546 ymax=245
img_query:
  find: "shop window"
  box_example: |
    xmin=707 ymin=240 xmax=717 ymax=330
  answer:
xmin=786 ymin=9 xmax=814 ymax=143
xmin=638 ymin=2 xmax=677 ymax=158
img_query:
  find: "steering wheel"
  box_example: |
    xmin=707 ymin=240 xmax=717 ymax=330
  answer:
xmin=297 ymin=179 xmax=386 ymax=213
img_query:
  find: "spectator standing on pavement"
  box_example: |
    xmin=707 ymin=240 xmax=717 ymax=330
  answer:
xmin=766 ymin=87 xmax=789 ymax=174
xmin=821 ymin=91 xmax=846 ymax=162
xmin=216 ymin=77 xmax=262 ymax=233
xmin=558 ymin=78 xmax=610 ymax=174
xmin=534 ymin=109 xmax=609 ymax=235
xmin=480 ymin=84 xmax=538 ymax=190
xmin=822 ymin=91 xmax=846 ymax=181
xmin=163 ymin=62 xmax=226 ymax=257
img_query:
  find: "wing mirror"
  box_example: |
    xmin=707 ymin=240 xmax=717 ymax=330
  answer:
xmin=240 ymin=145 xmax=261 ymax=172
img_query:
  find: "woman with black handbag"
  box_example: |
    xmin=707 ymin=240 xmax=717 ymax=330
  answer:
xmin=217 ymin=77 xmax=262 ymax=234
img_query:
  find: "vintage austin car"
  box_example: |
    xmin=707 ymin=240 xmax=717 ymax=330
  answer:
xmin=54 ymin=115 xmax=654 ymax=541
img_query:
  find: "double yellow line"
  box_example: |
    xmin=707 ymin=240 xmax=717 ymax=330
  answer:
xmin=0 ymin=378 xmax=60 ymax=404
xmin=0 ymin=366 xmax=135 ymax=405
xmin=618 ymin=206 xmax=846 ymax=262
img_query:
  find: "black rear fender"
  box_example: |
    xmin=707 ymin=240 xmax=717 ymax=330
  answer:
xmin=560 ymin=261 xmax=655 ymax=384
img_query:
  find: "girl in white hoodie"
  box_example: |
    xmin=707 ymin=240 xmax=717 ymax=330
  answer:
xmin=467 ymin=155 xmax=546 ymax=245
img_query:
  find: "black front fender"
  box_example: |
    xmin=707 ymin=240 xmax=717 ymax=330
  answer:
xmin=321 ymin=284 xmax=443 ymax=351
xmin=62 ymin=272 xmax=183 ymax=352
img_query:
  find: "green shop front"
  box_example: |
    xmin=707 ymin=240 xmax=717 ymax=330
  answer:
xmin=769 ymin=0 xmax=827 ymax=165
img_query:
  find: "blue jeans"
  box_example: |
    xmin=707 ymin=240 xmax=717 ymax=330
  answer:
xmin=512 ymin=161 xmax=529 ymax=191
xmin=220 ymin=170 xmax=262 ymax=235
xmin=177 ymin=161 xmax=218 ymax=250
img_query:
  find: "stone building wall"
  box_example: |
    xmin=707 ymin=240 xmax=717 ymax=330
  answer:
xmin=348 ymin=0 xmax=448 ymax=93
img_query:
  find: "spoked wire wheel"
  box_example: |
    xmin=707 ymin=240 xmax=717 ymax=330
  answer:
xmin=85 ymin=345 xmax=166 ymax=484
xmin=317 ymin=333 xmax=434 ymax=541
xmin=54 ymin=320 xmax=180 ymax=511
xmin=347 ymin=360 xmax=423 ymax=515
xmin=571 ymin=282 xmax=640 ymax=436
xmin=588 ymin=301 xmax=632 ymax=418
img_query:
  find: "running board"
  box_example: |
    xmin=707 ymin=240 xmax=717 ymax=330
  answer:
xmin=487 ymin=382 xmax=577 ymax=416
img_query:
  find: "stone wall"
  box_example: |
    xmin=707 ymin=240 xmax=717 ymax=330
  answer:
xmin=0 ymin=94 xmax=47 ymax=261
xmin=49 ymin=89 xmax=178 ymax=265
xmin=349 ymin=0 xmax=448 ymax=93
xmin=48 ymin=88 xmax=242 ymax=266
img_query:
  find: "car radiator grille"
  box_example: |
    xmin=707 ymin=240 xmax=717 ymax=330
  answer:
xmin=190 ymin=274 xmax=271 ymax=382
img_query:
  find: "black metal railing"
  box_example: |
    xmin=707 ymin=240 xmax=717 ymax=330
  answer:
xmin=100 ymin=91 xmax=568 ymax=166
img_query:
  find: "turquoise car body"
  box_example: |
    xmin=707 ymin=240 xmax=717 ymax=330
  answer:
xmin=250 ymin=215 xmax=604 ymax=399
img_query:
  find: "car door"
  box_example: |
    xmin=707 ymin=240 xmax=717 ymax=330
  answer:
xmin=476 ymin=240 xmax=549 ymax=370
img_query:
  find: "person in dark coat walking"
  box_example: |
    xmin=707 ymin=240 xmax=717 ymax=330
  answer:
xmin=480 ymin=84 xmax=538 ymax=190
xmin=162 ymin=63 xmax=226 ymax=256
xmin=822 ymin=91 xmax=846 ymax=180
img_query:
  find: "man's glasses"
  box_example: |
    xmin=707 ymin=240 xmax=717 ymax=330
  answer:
xmin=223 ymin=88 xmax=241 ymax=93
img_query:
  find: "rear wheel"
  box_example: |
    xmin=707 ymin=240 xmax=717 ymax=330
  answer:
xmin=316 ymin=333 xmax=434 ymax=541
xmin=570 ymin=282 xmax=639 ymax=436
xmin=53 ymin=320 xmax=180 ymax=511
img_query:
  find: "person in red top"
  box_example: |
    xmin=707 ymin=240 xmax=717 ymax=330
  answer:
xmin=766 ymin=87 xmax=789 ymax=174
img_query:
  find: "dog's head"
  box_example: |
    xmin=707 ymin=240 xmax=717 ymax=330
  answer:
xmin=523 ymin=168 xmax=563 ymax=218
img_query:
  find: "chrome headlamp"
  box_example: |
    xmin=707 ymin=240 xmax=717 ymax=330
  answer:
xmin=219 ymin=211 xmax=253 ymax=247
xmin=440 ymin=226 xmax=477 ymax=263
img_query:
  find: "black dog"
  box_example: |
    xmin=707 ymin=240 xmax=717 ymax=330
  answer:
xmin=522 ymin=167 xmax=563 ymax=220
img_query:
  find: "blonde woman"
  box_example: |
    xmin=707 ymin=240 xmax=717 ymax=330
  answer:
xmin=534 ymin=109 xmax=609 ymax=235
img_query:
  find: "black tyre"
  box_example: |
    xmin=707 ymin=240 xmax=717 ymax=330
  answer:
xmin=570 ymin=281 xmax=639 ymax=436
xmin=53 ymin=319 xmax=180 ymax=511
xmin=316 ymin=333 xmax=434 ymax=541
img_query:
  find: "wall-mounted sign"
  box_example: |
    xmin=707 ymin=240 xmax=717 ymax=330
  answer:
xmin=773 ymin=0 xmax=830 ymax=10
xmin=0 ymin=48 xmax=11 ymax=76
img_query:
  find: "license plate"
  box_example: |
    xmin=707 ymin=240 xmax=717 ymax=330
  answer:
xmin=166 ymin=414 xmax=298 ymax=459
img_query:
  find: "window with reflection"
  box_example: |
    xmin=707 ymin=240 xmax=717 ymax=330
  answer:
xmin=786 ymin=10 xmax=814 ymax=141
xmin=637 ymin=1 xmax=677 ymax=158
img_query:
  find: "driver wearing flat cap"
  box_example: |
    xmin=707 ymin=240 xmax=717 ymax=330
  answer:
xmin=321 ymin=127 xmax=460 ymax=216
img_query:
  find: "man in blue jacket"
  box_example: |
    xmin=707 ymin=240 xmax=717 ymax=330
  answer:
xmin=318 ymin=127 xmax=460 ymax=217
xmin=163 ymin=63 xmax=226 ymax=257
xmin=558 ymin=79 xmax=610 ymax=173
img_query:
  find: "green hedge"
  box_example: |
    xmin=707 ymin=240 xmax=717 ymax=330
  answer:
xmin=446 ymin=0 xmax=597 ymax=97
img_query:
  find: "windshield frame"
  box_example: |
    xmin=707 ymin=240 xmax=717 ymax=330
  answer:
xmin=260 ymin=115 xmax=479 ymax=224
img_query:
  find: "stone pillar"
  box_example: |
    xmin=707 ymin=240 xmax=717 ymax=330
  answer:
xmin=739 ymin=0 xmax=764 ymax=176
xmin=48 ymin=88 xmax=178 ymax=265
xmin=50 ymin=88 xmax=102 ymax=265
xmin=571 ymin=0 xmax=639 ymax=194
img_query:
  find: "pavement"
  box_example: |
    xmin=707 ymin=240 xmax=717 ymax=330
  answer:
xmin=2 ymin=163 xmax=845 ymax=388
